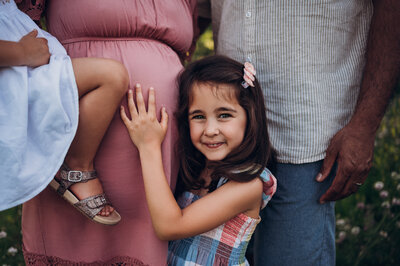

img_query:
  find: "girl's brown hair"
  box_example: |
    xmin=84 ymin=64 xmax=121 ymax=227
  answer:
xmin=175 ymin=55 xmax=274 ymax=194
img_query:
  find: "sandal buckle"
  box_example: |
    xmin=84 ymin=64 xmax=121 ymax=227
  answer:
xmin=67 ymin=171 xmax=83 ymax=182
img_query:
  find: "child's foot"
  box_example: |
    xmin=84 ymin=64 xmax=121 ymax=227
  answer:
xmin=50 ymin=163 xmax=121 ymax=225
xmin=65 ymin=178 xmax=115 ymax=217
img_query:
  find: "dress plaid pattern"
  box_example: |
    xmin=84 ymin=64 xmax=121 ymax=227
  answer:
xmin=168 ymin=169 xmax=276 ymax=266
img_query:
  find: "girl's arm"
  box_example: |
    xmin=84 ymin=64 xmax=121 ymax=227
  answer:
xmin=121 ymin=85 xmax=263 ymax=241
xmin=0 ymin=29 xmax=50 ymax=67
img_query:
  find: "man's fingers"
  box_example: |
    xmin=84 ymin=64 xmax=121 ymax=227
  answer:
xmin=319 ymin=166 xmax=347 ymax=203
xmin=316 ymin=145 xmax=338 ymax=182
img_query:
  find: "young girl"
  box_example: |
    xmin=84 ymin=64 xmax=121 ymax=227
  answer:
xmin=121 ymin=55 xmax=277 ymax=265
xmin=0 ymin=0 xmax=124 ymax=225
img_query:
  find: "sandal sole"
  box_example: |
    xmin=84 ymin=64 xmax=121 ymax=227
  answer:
xmin=49 ymin=179 xmax=121 ymax=225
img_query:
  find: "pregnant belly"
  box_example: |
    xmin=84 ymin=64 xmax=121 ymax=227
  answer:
xmin=62 ymin=38 xmax=181 ymax=215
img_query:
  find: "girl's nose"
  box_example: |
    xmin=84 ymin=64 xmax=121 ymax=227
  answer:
xmin=204 ymin=121 xmax=219 ymax=136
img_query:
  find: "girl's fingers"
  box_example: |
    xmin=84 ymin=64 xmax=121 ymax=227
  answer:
xmin=120 ymin=105 xmax=130 ymax=125
xmin=160 ymin=106 xmax=168 ymax=132
xmin=135 ymin=84 xmax=147 ymax=114
xmin=127 ymin=89 xmax=138 ymax=118
xmin=147 ymin=87 xmax=156 ymax=117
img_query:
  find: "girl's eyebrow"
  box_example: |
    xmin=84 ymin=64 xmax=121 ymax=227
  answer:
xmin=216 ymin=107 xmax=237 ymax=113
xmin=189 ymin=107 xmax=237 ymax=116
xmin=188 ymin=110 xmax=203 ymax=116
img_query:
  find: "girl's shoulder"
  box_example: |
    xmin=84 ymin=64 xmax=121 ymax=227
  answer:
xmin=223 ymin=168 xmax=277 ymax=210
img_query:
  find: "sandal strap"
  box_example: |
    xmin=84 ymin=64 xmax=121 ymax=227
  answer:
xmin=74 ymin=193 xmax=110 ymax=219
xmin=56 ymin=163 xmax=97 ymax=195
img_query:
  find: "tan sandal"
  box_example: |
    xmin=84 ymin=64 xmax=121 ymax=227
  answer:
xmin=49 ymin=163 xmax=121 ymax=225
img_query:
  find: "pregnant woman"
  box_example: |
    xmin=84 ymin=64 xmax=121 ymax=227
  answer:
xmin=18 ymin=0 xmax=196 ymax=264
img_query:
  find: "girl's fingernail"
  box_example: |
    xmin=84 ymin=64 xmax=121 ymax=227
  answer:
xmin=136 ymin=83 xmax=141 ymax=87
xmin=316 ymin=173 xmax=322 ymax=181
xmin=129 ymin=89 xmax=133 ymax=94
xmin=150 ymin=87 xmax=154 ymax=90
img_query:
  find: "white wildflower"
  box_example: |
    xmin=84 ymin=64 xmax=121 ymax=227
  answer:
xmin=336 ymin=219 xmax=346 ymax=226
xmin=7 ymin=247 xmax=17 ymax=256
xmin=381 ymin=201 xmax=390 ymax=208
xmin=392 ymin=197 xmax=400 ymax=206
xmin=379 ymin=231 xmax=388 ymax=238
xmin=380 ymin=190 xmax=389 ymax=199
xmin=391 ymin=172 xmax=400 ymax=180
xmin=0 ymin=230 xmax=6 ymax=239
xmin=351 ymin=226 xmax=361 ymax=235
xmin=338 ymin=231 xmax=347 ymax=241
xmin=356 ymin=202 xmax=365 ymax=210
xmin=374 ymin=181 xmax=384 ymax=191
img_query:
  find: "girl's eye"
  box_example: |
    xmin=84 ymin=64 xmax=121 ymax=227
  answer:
xmin=219 ymin=113 xmax=232 ymax=119
xmin=191 ymin=115 xmax=205 ymax=120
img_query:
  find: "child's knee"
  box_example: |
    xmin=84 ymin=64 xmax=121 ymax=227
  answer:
xmin=106 ymin=60 xmax=129 ymax=94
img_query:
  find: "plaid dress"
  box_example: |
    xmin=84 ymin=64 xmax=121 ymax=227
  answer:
xmin=168 ymin=169 xmax=276 ymax=266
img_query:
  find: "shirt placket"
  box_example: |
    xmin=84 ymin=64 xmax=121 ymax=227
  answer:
xmin=244 ymin=0 xmax=255 ymax=63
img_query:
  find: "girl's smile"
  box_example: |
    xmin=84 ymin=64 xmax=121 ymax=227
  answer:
xmin=188 ymin=82 xmax=247 ymax=161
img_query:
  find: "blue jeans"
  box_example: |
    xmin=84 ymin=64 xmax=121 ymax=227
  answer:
xmin=253 ymin=160 xmax=336 ymax=266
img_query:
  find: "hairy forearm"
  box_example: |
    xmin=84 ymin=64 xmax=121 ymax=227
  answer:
xmin=0 ymin=40 xmax=24 ymax=67
xmin=348 ymin=0 xmax=400 ymax=135
xmin=138 ymin=145 xmax=183 ymax=240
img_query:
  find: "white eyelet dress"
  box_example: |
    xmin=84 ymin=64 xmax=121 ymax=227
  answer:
xmin=0 ymin=0 xmax=78 ymax=211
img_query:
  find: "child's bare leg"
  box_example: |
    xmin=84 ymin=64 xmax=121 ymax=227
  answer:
xmin=64 ymin=57 xmax=128 ymax=216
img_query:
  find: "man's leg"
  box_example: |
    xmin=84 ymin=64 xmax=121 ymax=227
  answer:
xmin=254 ymin=160 xmax=336 ymax=266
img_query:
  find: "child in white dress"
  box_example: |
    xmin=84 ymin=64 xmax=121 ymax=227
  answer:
xmin=0 ymin=0 xmax=125 ymax=225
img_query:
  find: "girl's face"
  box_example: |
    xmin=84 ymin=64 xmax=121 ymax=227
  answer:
xmin=188 ymin=83 xmax=247 ymax=162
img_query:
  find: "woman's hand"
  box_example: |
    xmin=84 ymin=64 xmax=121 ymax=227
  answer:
xmin=120 ymin=84 xmax=168 ymax=151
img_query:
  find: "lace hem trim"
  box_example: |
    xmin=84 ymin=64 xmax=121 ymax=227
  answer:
xmin=23 ymin=250 xmax=149 ymax=266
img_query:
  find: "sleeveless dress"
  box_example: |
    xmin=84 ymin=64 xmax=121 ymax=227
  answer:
xmin=19 ymin=0 xmax=197 ymax=265
xmin=168 ymin=169 xmax=277 ymax=266
xmin=0 ymin=0 xmax=78 ymax=211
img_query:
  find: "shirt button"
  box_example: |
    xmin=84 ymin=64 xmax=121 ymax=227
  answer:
xmin=246 ymin=11 xmax=252 ymax=18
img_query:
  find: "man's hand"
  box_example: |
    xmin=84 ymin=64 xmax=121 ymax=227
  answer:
xmin=317 ymin=0 xmax=400 ymax=203
xmin=316 ymin=124 xmax=375 ymax=203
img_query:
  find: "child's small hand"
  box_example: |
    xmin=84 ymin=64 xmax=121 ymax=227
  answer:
xmin=120 ymin=84 xmax=168 ymax=151
xmin=18 ymin=29 xmax=50 ymax=67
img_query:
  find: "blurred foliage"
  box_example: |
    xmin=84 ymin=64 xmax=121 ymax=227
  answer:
xmin=1 ymin=27 xmax=399 ymax=265
xmin=191 ymin=26 xmax=214 ymax=61
xmin=0 ymin=206 xmax=24 ymax=265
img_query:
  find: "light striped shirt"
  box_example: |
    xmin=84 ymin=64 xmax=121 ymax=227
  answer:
xmin=198 ymin=0 xmax=373 ymax=164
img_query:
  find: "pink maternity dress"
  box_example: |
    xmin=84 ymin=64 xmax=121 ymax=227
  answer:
xmin=20 ymin=0 xmax=196 ymax=265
